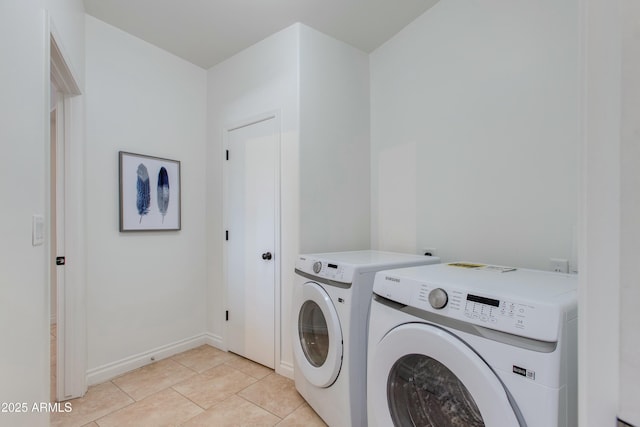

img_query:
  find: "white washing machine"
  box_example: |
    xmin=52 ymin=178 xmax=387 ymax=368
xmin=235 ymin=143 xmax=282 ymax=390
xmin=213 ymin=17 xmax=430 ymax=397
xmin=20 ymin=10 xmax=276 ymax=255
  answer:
xmin=368 ymin=262 xmax=577 ymax=427
xmin=293 ymin=250 xmax=440 ymax=427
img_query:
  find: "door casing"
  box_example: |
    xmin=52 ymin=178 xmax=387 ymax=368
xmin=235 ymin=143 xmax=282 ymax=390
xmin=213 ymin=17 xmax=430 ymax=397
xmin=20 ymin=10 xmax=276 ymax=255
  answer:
xmin=49 ymin=19 xmax=86 ymax=401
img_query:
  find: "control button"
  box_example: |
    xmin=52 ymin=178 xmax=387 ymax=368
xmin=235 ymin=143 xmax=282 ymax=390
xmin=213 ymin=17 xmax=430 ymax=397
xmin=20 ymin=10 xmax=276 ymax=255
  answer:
xmin=428 ymin=288 xmax=448 ymax=309
xmin=313 ymin=261 xmax=322 ymax=274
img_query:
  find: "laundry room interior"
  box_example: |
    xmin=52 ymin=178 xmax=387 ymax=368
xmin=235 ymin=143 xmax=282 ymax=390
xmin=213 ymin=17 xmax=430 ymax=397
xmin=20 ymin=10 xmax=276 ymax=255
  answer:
xmin=1 ymin=0 xmax=638 ymax=426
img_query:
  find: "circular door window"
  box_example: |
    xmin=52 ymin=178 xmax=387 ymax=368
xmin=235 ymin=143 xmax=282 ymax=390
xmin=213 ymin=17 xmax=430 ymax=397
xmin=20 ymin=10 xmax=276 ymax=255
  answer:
xmin=298 ymin=300 xmax=330 ymax=367
xmin=368 ymin=322 xmax=521 ymax=426
xmin=292 ymin=281 xmax=342 ymax=387
xmin=388 ymin=354 xmax=484 ymax=426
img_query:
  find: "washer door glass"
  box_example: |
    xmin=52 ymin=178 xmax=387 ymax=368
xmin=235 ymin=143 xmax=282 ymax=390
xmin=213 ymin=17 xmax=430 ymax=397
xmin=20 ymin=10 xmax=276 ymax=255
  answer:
xmin=292 ymin=280 xmax=343 ymax=388
xmin=368 ymin=321 xmax=522 ymax=427
xmin=299 ymin=300 xmax=330 ymax=367
xmin=388 ymin=354 xmax=484 ymax=427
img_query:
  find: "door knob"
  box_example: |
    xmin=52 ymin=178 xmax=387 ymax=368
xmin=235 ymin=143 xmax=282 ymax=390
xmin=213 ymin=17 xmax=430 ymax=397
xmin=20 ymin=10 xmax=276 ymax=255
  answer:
xmin=262 ymin=252 xmax=273 ymax=260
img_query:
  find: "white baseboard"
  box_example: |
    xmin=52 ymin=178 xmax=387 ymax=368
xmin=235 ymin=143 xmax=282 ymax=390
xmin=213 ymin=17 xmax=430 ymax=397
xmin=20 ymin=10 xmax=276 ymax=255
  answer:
xmin=86 ymin=332 xmax=292 ymax=385
xmin=203 ymin=332 xmax=225 ymax=350
xmin=86 ymin=334 xmax=209 ymax=385
xmin=277 ymin=360 xmax=294 ymax=379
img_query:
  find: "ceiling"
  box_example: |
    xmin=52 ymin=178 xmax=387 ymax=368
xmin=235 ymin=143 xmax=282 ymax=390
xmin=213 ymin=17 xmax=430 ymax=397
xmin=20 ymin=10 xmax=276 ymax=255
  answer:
xmin=83 ymin=0 xmax=440 ymax=69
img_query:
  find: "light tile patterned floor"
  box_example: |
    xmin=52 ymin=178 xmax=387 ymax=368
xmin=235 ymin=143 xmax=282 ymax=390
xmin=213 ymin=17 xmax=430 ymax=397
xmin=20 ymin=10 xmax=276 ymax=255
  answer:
xmin=49 ymin=343 xmax=327 ymax=427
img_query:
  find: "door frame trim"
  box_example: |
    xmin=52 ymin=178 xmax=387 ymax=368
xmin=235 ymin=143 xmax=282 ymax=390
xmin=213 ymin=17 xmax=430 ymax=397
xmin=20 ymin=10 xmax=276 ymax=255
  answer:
xmin=222 ymin=111 xmax=282 ymax=368
xmin=48 ymin=15 xmax=86 ymax=401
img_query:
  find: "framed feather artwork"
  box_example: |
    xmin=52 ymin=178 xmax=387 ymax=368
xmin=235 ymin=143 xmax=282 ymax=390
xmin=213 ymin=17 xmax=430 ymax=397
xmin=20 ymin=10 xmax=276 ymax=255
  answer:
xmin=119 ymin=151 xmax=181 ymax=231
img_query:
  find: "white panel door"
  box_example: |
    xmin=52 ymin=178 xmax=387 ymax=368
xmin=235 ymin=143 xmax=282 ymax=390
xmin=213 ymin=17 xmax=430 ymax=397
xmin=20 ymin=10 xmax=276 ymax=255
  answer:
xmin=226 ymin=117 xmax=278 ymax=369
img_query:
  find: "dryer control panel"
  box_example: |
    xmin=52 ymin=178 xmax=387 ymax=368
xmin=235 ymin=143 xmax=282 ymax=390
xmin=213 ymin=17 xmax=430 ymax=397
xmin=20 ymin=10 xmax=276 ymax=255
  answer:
xmin=296 ymin=251 xmax=439 ymax=287
xmin=296 ymin=256 xmax=355 ymax=284
xmin=373 ymin=264 xmax=578 ymax=343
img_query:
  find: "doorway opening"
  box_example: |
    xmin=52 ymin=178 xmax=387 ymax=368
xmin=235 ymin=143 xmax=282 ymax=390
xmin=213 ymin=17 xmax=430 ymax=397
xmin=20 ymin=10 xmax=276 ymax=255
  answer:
xmin=49 ymin=86 xmax=59 ymax=401
xmin=49 ymin=29 xmax=84 ymax=402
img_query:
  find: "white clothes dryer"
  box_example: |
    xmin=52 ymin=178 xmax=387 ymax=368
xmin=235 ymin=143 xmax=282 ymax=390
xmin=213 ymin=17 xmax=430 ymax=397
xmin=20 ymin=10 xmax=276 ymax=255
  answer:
xmin=368 ymin=263 xmax=577 ymax=427
xmin=293 ymin=250 xmax=440 ymax=427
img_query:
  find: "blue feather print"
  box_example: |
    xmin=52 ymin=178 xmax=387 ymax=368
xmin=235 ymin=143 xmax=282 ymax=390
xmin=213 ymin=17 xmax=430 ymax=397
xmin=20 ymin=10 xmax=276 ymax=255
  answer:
xmin=157 ymin=167 xmax=170 ymax=223
xmin=136 ymin=163 xmax=151 ymax=223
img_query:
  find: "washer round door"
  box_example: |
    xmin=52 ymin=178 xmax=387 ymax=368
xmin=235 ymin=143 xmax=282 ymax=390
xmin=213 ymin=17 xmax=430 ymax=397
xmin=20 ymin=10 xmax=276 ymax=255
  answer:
xmin=292 ymin=281 xmax=343 ymax=387
xmin=369 ymin=323 xmax=522 ymax=427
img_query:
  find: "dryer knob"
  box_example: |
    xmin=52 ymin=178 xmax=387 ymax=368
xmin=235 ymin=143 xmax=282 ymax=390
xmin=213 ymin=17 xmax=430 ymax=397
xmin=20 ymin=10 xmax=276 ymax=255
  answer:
xmin=428 ymin=288 xmax=448 ymax=309
xmin=313 ymin=261 xmax=322 ymax=274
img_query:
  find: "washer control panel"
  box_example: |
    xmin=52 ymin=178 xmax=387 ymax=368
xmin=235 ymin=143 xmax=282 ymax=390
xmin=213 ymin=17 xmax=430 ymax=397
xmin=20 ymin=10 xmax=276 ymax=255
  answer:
xmin=462 ymin=293 xmax=531 ymax=330
xmin=374 ymin=273 xmax=563 ymax=342
xmin=428 ymin=288 xmax=448 ymax=309
xmin=296 ymin=256 xmax=354 ymax=283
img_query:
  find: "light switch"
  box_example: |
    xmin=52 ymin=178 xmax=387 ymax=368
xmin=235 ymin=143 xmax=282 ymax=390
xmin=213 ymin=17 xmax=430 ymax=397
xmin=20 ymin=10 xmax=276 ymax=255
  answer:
xmin=32 ymin=214 xmax=44 ymax=246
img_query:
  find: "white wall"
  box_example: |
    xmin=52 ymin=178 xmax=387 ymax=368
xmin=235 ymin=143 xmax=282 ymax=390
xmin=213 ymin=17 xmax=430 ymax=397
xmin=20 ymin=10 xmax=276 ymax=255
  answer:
xmin=299 ymin=25 xmax=370 ymax=253
xmin=579 ymin=0 xmax=622 ymax=424
xmin=207 ymin=23 xmax=370 ymax=375
xmin=618 ymin=0 xmax=640 ymax=424
xmin=0 ymin=4 xmax=49 ymax=424
xmin=0 ymin=0 xmax=84 ymax=425
xmin=48 ymin=0 xmax=85 ymax=89
xmin=206 ymin=23 xmax=301 ymax=375
xmin=370 ymin=0 xmax=580 ymax=270
xmin=84 ymin=16 xmax=208 ymax=379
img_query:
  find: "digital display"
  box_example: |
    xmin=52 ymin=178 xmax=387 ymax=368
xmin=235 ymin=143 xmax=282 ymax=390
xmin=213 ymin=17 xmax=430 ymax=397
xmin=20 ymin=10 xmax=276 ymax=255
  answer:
xmin=327 ymin=263 xmax=338 ymax=269
xmin=466 ymin=294 xmax=500 ymax=307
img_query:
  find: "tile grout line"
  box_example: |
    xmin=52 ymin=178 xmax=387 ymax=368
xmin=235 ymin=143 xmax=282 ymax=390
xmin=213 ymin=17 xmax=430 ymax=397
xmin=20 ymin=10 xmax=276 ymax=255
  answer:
xmin=56 ymin=346 xmax=313 ymax=427
xmin=93 ymin=380 xmax=201 ymax=427
xmin=173 ymin=362 xmax=261 ymax=412
xmin=169 ymin=383 xmax=210 ymax=412
xmin=170 ymin=364 xmax=283 ymax=426
xmin=89 ymin=380 xmax=138 ymax=426
xmin=172 ymin=364 xmax=288 ymax=423
xmin=170 ymin=354 xmax=201 ymax=372
xmin=235 ymin=372 xmax=307 ymax=422
xmin=235 ymin=394 xmax=285 ymax=423
xmin=110 ymin=379 xmax=137 ymax=402
xmin=236 ymin=392 xmax=308 ymax=423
